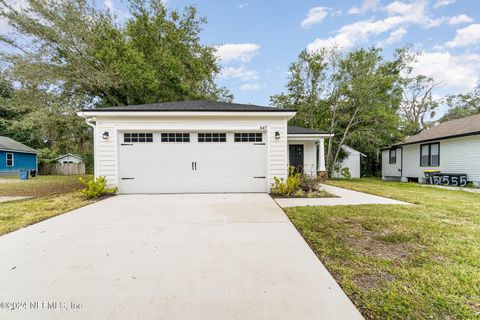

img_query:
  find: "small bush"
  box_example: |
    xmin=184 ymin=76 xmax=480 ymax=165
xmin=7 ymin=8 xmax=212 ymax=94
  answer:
xmin=300 ymin=172 xmax=318 ymax=192
xmin=271 ymin=166 xmax=301 ymax=196
xmin=340 ymin=167 xmax=351 ymax=179
xmin=79 ymin=176 xmax=117 ymax=199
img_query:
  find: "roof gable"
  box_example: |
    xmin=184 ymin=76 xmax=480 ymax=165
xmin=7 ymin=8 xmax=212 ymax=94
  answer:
xmin=398 ymin=113 xmax=480 ymax=146
xmin=0 ymin=136 xmax=37 ymax=154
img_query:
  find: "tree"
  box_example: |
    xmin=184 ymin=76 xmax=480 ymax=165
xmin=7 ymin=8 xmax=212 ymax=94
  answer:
xmin=271 ymin=47 xmax=405 ymax=176
xmin=440 ymin=85 xmax=480 ymax=122
xmin=0 ymin=0 xmax=231 ymax=167
xmin=399 ymin=75 xmax=440 ymax=135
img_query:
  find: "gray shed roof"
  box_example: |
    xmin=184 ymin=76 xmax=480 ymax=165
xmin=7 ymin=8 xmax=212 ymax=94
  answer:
xmin=393 ymin=113 xmax=480 ymax=147
xmin=287 ymin=126 xmax=330 ymax=135
xmin=82 ymin=100 xmax=294 ymax=113
xmin=0 ymin=136 xmax=37 ymax=154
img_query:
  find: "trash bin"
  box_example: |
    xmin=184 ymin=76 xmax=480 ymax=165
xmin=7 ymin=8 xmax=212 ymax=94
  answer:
xmin=424 ymin=170 xmax=440 ymax=184
xmin=30 ymin=170 xmax=36 ymax=177
xmin=19 ymin=170 xmax=28 ymax=180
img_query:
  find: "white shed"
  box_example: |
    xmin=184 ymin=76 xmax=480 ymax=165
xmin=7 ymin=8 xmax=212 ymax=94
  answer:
xmin=333 ymin=145 xmax=365 ymax=179
xmin=55 ymin=153 xmax=83 ymax=164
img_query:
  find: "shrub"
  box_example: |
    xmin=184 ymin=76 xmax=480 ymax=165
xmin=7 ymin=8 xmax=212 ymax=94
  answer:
xmin=300 ymin=172 xmax=318 ymax=192
xmin=271 ymin=166 xmax=301 ymax=196
xmin=79 ymin=176 xmax=117 ymax=199
xmin=340 ymin=167 xmax=351 ymax=179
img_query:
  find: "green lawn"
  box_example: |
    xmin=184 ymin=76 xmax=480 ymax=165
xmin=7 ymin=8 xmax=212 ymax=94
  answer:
xmin=285 ymin=178 xmax=480 ymax=320
xmin=0 ymin=175 xmax=95 ymax=236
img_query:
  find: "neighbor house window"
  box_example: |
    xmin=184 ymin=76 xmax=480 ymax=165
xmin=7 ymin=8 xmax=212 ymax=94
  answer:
xmin=389 ymin=149 xmax=397 ymax=164
xmin=6 ymin=153 xmax=13 ymax=167
xmin=420 ymin=143 xmax=440 ymax=167
xmin=124 ymin=133 xmax=153 ymax=143
xmin=198 ymin=133 xmax=226 ymax=142
xmin=161 ymin=133 xmax=190 ymax=142
xmin=234 ymin=133 xmax=262 ymax=142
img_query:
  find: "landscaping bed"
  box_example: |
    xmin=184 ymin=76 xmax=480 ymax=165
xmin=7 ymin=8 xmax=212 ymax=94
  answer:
xmin=286 ymin=178 xmax=480 ymax=319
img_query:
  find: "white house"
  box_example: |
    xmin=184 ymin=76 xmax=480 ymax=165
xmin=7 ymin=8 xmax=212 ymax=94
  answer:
xmin=382 ymin=114 xmax=480 ymax=186
xmin=333 ymin=145 xmax=365 ymax=179
xmin=55 ymin=153 xmax=83 ymax=164
xmin=77 ymin=100 xmax=333 ymax=194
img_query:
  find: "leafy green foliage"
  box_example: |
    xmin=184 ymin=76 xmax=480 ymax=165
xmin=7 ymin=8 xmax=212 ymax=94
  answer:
xmin=340 ymin=167 xmax=351 ymax=179
xmin=271 ymin=47 xmax=405 ymax=176
xmin=271 ymin=167 xmax=301 ymax=196
xmin=440 ymin=85 xmax=480 ymax=122
xmin=79 ymin=176 xmax=117 ymax=199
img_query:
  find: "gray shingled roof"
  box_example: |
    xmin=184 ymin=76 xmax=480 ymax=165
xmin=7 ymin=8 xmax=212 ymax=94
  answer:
xmin=82 ymin=100 xmax=294 ymax=112
xmin=287 ymin=126 xmax=330 ymax=134
xmin=0 ymin=136 xmax=37 ymax=154
xmin=394 ymin=113 xmax=480 ymax=146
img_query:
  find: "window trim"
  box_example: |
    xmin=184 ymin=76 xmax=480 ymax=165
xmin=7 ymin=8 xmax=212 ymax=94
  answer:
xmin=124 ymin=132 xmax=153 ymax=143
xmin=234 ymin=132 xmax=263 ymax=143
xmin=389 ymin=149 xmax=397 ymax=164
xmin=420 ymin=142 xmax=440 ymax=167
xmin=6 ymin=152 xmax=14 ymax=167
xmin=160 ymin=133 xmax=190 ymax=143
xmin=198 ymin=133 xmax=227 ymax=143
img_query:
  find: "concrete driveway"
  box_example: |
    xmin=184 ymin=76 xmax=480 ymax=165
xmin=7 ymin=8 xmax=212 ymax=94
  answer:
xmin=0 ymin=194 xmax=363 ymax=320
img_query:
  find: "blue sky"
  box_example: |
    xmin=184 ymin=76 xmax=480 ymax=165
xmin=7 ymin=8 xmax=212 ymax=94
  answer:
xmin=156 ymin=0 xmax=479 ymax=107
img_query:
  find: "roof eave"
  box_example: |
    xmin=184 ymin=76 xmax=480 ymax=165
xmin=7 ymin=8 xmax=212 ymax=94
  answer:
xmin=78 ymin=110 xmax=296 ymax=118
xmin=381 ymin=130 xmax=480 ymax=150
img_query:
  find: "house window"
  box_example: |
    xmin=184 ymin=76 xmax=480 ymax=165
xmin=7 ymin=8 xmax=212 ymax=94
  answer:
xmin=420 ymin=143 xmax=440 ymax=167
xmin=6 ymin=153 xmax=13 ymax=167
xmin=198 ymin=133 xmax=226 ymax=142
xmin=124 ymin=133 xmax=153 ymax=143
xmin=389 ymin=149 xmax=397 ymax=164
xmin=161 ymin=133 xmax=190 ymax=142
xmin=234 ymin=133 xmax=262 ymax=142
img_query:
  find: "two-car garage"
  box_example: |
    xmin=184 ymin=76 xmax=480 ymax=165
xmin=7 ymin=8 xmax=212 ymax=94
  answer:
xmin=118 ymin=131 xmax=268 ymax=193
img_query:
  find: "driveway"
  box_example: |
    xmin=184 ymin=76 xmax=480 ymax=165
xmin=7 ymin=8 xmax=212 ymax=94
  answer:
xmin=0 ymin=194 xmax=363 ymax=320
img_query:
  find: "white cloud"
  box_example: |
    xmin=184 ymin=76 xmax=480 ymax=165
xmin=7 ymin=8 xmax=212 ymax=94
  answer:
xmin=384 ymin=27 xmax=407 ymax=45
xmin=220 ymin=67 xmax=258 ymax=81
xmin=308 ymin=0 xmax=444 ymax=51
xmin=448 ymin=14 xmax=474 ymax=25
xmin=433 ymin=0 xmax=456 ymax=8
xmin=215 ymin=43 xmax=260 ymax=62
xmin=237 ymin=2 xmax=248 ymax=9
xmin=104 ymin=0 xmax=114 ymax=11
xmin=348 ymin=0 xmax=379 ymax=15
xmin=445 ymin=24 xmax=480 ymax=48
xmin=301 ymin=7 xmax=329 ymax=28
xmin=411 ymin=51 xmax=480 ymax=93
xmin=240 ymin=83 xmax=262 ymax=91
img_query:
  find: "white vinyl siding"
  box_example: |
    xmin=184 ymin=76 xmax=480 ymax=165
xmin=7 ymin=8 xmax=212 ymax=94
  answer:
xmin=94 ymin=115 xmax=289 ymax=191
xmin=383 ymin=135 xmax=480 ymax=184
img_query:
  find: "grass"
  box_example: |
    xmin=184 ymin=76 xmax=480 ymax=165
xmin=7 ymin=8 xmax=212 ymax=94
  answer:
xmin=0 ymin=175 xmax=96 ymax=236
xmin=285 ymin=178 xmax=480 ymax=320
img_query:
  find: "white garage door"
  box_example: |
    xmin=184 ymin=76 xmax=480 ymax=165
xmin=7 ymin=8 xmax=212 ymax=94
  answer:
xmin=118 ymin=132 xmax=267 ymax=193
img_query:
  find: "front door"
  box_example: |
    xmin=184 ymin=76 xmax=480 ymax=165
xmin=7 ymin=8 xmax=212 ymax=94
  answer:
xmin=289 ymin=144 xmax=304 ymax=173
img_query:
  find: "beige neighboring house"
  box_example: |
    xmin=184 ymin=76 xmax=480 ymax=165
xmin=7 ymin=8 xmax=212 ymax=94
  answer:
xmin=382 ymin=114 xmax=480 ymax=186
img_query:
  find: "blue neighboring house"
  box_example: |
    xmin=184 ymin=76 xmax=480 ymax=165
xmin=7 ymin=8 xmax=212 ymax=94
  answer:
xmin=0 ymin=136 xmax=37 ymax=175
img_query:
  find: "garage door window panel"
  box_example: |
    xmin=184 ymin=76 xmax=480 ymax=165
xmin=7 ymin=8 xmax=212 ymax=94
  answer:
xmin=161 ymin=133 xmax=190 ymax=142
xmin=124 ymin=133 xmax=153 ymax=143
xmin=198 ymin=133 xmax=227 ymax=142
xmin=234 ymin=133 xmax=263 ymax=142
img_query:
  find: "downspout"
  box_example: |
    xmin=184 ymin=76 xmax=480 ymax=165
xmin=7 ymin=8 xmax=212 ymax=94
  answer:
xmin=79 ymin=113 xmax=96 ymax=177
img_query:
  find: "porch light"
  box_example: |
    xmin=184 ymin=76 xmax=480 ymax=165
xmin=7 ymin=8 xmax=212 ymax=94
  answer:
xmin=102 ymin=131 xmax=109 ymax=140
xmin=275 ymin=131 xmax=280 ymax=139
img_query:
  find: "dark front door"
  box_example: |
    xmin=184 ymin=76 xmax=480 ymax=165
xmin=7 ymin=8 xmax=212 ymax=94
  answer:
xmin=289 ymin=144 xmax=304 ymax=173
